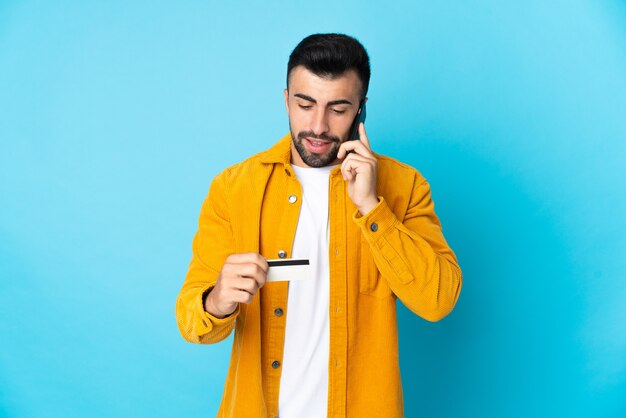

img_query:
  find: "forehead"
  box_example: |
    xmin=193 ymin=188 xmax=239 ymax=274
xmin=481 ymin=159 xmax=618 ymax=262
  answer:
xmin=288 ymin=66 xmax=362 ymax=101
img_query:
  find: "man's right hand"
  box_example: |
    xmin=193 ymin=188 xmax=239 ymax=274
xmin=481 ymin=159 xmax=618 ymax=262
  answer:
xmin=204 ymin=253 xmax=269 ymax=318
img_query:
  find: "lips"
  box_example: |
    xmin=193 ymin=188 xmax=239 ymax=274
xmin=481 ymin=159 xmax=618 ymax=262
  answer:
xmin=304 ymin=137 xmax=333 ymax=153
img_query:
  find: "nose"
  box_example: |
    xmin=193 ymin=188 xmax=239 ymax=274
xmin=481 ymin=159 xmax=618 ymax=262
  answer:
xmin=310 ymin=108 xmax=329 ymax=136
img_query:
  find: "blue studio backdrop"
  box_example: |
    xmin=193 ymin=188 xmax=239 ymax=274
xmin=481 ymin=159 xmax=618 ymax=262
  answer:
xmin=1 ymin=1 xmax=625 ymax=417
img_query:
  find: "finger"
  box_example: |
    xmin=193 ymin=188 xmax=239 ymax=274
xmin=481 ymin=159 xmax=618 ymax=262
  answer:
xmin=341 ymin=153 xmax=374 ymax=175
xmin=337 ymin=139 xmax=374 ymax=160
xmin=222 ymin=262 xmax=256 ymax=280
xmin=254 ymin=272 xmax=267 ymax=288
xmin=343 ymin=152 xmax=373 ymax=165
xmin=231 ymin=276 xmax=259 ymax=295
xmin=338 ymin=140 xmax=365 ymax=159
xmin=341 ymin=156 xmax=367 ymax=181
xmin=340 ymin=158 xmax=354 ymax=181
xmin=357 ymin=123 xmax=371 ymax=150
xmin=234 ymin=263 xmax=267 ymax=288
xmin=226 ymin=253 xmax=269 ymax=272
xmin=233 ymin=289 xmax=255 ymax=304
xmin=221 ymin=262 xmax=266 ymax=289
xmin=234 ymin=262 xmax=265 ymax=278
xmin=343 ymin=152 xmax=377 ymax=179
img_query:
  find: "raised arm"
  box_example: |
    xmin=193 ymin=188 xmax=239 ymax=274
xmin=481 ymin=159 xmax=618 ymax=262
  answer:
xmin=353 ymin=177 xmax=462 ymax=321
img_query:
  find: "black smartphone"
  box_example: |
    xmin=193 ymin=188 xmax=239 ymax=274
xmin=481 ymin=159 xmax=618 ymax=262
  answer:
xmin=348 ymin=100 xmax=367 ymax=141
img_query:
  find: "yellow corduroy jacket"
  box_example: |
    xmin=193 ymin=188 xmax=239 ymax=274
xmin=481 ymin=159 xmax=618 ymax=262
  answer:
xmin=176 ymin=133 xmax=462 ymax=418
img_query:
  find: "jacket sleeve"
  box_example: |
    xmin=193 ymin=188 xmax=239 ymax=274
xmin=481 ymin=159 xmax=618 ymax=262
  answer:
xmin=353 ymin=176 xmax=462 ymax=322
xmin=175 ymin=170 xmax=240 ymax=344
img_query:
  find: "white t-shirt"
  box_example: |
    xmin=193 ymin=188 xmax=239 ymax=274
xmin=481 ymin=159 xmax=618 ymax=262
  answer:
xmin=278 ymin=164 xmax=336 ymax=418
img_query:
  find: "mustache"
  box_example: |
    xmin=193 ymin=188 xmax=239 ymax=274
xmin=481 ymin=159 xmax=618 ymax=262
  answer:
xmin=297 ymin=131 xmax=340 ymax=143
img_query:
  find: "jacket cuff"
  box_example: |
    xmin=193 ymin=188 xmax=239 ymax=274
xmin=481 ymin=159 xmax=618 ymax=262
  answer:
xmin=352 ymin=196 xmax=398 ymax=242
xmin=195 ymin=286 xmax=240 ymax=334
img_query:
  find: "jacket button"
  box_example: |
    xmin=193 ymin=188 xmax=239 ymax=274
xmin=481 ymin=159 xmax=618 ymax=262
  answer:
xmin=274 ymin=308 xmax=283 ymax=317
xmin=288 ymin=194 xmax=297 ymax=203
xmin=370 ymin=222 xmax=379 ymax=232
xmin=272 ymin=360 xmax=281 ymax=369
xmin=278 ymin=250 xmax=287 ymax=259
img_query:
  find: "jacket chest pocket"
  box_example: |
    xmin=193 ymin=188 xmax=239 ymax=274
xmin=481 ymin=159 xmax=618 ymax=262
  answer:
xmin=358 ymin=238 xmax=393 ymax=299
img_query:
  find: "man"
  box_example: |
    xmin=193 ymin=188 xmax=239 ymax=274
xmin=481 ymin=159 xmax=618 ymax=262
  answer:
xmin=176 ymin=33 xmax=462 ymax=417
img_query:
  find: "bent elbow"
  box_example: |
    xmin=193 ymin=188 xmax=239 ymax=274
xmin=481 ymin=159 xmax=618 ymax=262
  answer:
xmin=420 ymin=265 xmax=463 ymax=322
xmin=422 ymin=306 xmax=454 ymax=322
xmin=175 ymin=314 xmax=203 ymax=344
xmin=175 ymin=298 xmax=209 ymax=344
xmin=176 ymin=322 xmax=203 ymax=344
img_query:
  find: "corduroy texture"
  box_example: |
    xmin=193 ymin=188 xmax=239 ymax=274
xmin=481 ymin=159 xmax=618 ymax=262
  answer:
xmin=175 ymin=133 xmax=462 ymax=417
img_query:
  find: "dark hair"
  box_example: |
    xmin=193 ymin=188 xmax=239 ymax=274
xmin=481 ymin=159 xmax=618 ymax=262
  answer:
xmin=287 ymin=33 xmax=371 ymax=98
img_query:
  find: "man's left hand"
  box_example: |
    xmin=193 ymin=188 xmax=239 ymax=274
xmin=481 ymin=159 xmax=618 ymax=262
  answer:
xmin=337 ymin=123 xmax=379 ymax=216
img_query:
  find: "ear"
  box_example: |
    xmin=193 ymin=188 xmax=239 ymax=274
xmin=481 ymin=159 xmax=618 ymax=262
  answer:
xmin=283 ymin=89 xmax=290 ymax=113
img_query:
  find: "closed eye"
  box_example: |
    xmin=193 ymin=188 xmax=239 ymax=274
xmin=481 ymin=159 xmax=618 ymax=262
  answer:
xmin=298 ymin=104 xmax=312 ymax=110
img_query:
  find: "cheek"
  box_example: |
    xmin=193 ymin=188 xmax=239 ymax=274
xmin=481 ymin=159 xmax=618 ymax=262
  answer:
xmin=331 ymin=115 xmax=353 ymax=136
xmin=289 ymin=108 xmax=308 ymax=128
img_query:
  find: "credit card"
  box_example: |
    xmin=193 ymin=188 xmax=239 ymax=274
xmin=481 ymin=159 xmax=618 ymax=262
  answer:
xmin=266 ymin=259 xmax=310 ymax=282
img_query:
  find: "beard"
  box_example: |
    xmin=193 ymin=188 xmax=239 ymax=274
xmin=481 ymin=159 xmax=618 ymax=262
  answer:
xmin=291 ymin=129 xmax=342 ymax=168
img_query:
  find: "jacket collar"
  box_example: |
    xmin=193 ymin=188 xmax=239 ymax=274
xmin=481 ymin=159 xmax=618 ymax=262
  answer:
xmin=260 ymin=133 xmax=292 ymax=164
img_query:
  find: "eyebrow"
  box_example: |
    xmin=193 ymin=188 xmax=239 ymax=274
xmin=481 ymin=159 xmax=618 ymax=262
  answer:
xmin=294 ymin=93 xmax=353 ymax=106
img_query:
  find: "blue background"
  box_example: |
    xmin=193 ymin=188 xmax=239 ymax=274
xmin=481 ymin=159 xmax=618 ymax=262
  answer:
xmin=1 ymin=1 xmax=625 ymax=417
